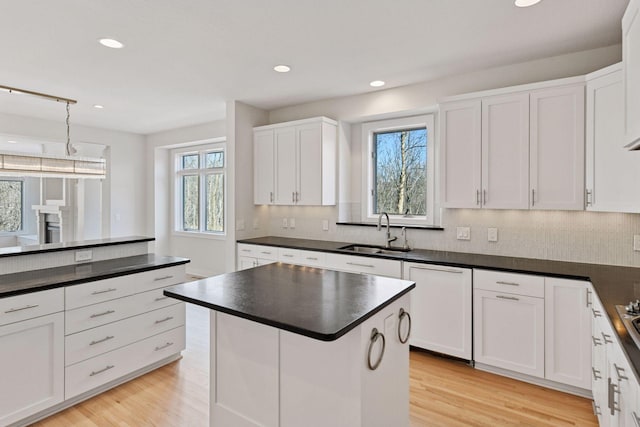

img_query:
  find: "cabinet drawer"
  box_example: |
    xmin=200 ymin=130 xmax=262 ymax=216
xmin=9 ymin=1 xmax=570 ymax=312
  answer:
xmin=325 ymin=253 xmax=402 ymax=278
xmin=66 ymin=303 xmax=185 ymax=366
xmin=65 ymin=326 xmax=185 ymax=399
xmin=65 ymin=265 xmax=185 ymax=310
xmin=0 ymin=288 xmax=64 ymax=326
xmin=278 ymin=247 xmax=303 ymax=264
xmin=473 ymin=269 xmax=544 ymax=298
xmin=277 ymin=248 xmax=327 ymax=267
xmin=238 ymin=244 xmax=278 ymax=260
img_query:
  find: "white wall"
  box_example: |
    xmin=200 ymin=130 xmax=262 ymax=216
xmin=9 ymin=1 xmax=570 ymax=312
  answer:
xmin=0 ymin=112 xmax=147 ymax=238
xmin=252 ymin=45 xmax=640 ymax=268
xmin=146 ymin=120 xmax=226 ymax=276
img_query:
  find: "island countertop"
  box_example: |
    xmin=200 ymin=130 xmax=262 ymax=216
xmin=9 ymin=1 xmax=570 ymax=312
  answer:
xmin=164 ymin=262 xmax=415 ymax=341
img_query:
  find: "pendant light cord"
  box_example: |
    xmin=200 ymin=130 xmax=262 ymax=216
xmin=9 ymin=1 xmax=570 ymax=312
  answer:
xmin=65 ymin=101 xmax=72 ymax=156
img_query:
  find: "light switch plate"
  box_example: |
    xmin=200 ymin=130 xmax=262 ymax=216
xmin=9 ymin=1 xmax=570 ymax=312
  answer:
xmin=75 ymin=250 xmax=92 ymax=262
xmin=282 ymin=218 xmax=288 ymax=228
xmin=456 ymin=227 xmax=470 ymax=241
xmin=322 ymin=219 xmax=329 ymax=231
xmin=289 ymin=218 xmax=296 ymax=229
xmin=634 ymin=235 xmax=640 ymax=251
xmin=488 ymin=227 xmax=498 ymax=242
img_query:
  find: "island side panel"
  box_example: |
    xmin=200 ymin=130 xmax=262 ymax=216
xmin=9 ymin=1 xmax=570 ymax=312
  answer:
xmin=210 ymin=311 xmax=279 ymax=427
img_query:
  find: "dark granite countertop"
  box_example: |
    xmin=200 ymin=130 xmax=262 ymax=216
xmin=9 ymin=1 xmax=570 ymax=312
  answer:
xmin=0 ymin=236 xmax=155 ymax=258
xmin=0 ymin=254 xmax=190 ymax=298
xmin=238 ymin=236 xmax=640 ymax=380
xmin=164 ymin=263 xmax=415 ymax=341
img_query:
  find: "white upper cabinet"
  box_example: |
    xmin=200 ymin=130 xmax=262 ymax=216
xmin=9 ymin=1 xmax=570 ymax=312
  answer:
xmin=586 ymin=64 xmax=640 ymax=213
xmin=254 ymin=129 xmax=275 ymax=205
xmin=254 ymin=117 xmax=337 ymax=206
xmin=529 ymin=85 xmax=585 ymax=210
xmin=481 ymin=93 xmax=530 ymax=209
xmin=623 ymin=0 xmax=640 ymax=149
xmin=439 ymin=99 xmax=482 ymax=208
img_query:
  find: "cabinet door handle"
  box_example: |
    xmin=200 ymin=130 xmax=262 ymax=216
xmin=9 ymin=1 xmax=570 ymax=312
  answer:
xmin=531 ymin=189 xmax=536 ymax=206
xmin=155 ymin=342 xmax=174 ymax=351
xmin=154 ymin=296 xmax=169 ymax=302
xmin=155 ymin=316 xmax=174 ymax=324
xmin=90 ymin=309 xmax=115 ymax=318
xmin=4 ymin=304 xmax=39 ymax=314
xmin=90 ymin=365 xmax=115 ymax=377
xmin=90 ymin=335 xmax=115 ymax=346
xmin=241 ymin=248 xmax=251 ymax=252
xmin=292 ymin=192 xmax=295 ymax=203
xmin=476 ymin=189 xmax=480 ymax=206
xmin=261 ymin=251 xmax=272 ymax=255
xmin=614 ymin=363 xmax=629 ymax=381
xmin=306 ymin=257 xmax=318 ymax=261
xmin=602 ymin=332 xmax=614 ymax=344
xmin=367 ymin=328 xmax=385 ymax=370
xmin=483 ymin=189 xmax=487 ymax=205
xmin=270 ymin=191 xmax=274 ymax=203
xmin=91 ymin=288 xmax=117 ymax=295
xmin=592 ymin=401 xmax=601 ymax=416
xmin=586 ymin=289 xmax=592 ymax=307
xmin=346 ymin=261 xmax=375 ymax=268
xmin=398 ymin=308 xmax=411 ymax=344
xmin=592 ymin=308 xmax=602 ymax=318
xmin=592 ymin=336 xmax=602 ymax=346
xmin=295 ymin=191 xmax=299 ymax=202
xmin=410 ymin=265 xmax=463 ymax=274
xmin=592 ymin=367 xmax=602 ymax=380
xmin=496 ymin=295 xmax=519 ymax=301
xmin=586 ymin=189 xmax=593 ymax=206
xmin=496 ymin=281 xmax=519 ymax=286
xmin=282 ymin=254 xmax=294 ymax=258
xmin=154 ymin=275 xmax=174 ymax=282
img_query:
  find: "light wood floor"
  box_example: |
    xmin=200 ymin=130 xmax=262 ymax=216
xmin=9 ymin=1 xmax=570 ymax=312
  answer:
xmin=34 ymin=304 xmax=598 ymax=427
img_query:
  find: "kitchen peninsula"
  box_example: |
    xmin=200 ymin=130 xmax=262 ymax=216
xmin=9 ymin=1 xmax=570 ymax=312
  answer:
xmin=165 ymin=263 xmax=415 ymax=427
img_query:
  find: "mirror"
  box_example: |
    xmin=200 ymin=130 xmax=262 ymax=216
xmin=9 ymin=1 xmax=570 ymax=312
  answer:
xmin=0 ymin=133 xmax=108 ymax=250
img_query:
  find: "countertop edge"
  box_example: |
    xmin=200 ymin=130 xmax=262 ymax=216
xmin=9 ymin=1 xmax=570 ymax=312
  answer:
xmin=0 ymin=236 xmax=155 ymax=259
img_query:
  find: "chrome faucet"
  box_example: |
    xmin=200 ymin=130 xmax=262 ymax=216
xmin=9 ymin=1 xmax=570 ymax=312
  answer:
xmin=377 ymin=212 xmax=397 ymax=248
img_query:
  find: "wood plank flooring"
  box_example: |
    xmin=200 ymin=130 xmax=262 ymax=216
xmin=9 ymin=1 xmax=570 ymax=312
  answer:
xmin=34 ymin=303 xmax=598 ymax=427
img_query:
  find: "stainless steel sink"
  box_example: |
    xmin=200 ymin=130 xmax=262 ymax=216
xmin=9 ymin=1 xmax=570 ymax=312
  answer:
xmin=339 ymin=244 xmax=410 ymax=255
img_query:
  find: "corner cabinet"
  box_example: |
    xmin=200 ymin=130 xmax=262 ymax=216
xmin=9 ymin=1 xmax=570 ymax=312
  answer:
xmin=254 ymin=117 xmax=337 ymax=206
xmin=403 ymin=263 xmax=472 ymax=360
xmin=623 ymin=0 xmax=640 ymax=149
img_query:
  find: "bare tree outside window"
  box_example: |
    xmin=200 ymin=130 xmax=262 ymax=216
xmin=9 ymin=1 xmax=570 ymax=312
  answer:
xmin=374 ymin=128 xmax=427 ymax=216
xmin=0 ymin=180 xmax=23 ymax=232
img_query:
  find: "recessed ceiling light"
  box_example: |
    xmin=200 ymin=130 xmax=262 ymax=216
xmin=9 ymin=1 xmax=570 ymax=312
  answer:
xmin=370 ymin=80 xmax=385 ymax=87
xmin=99 ymin=38 xmax=124 ymax=49
xmin=93 ymin=104 xmax=104 ymax=109
xmin=514 ymin=0 xmax=541 ymax=7
xmin=273 ymin=65 xmax=291 ymax=73
xmin=7 ymin=140 xmax=17 ymax=144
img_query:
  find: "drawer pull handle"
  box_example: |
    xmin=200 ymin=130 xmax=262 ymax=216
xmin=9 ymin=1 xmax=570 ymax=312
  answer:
xmin=614 ymin=363 xmax=629 ymax=381
xmin=347 ymin=262 xmax=375 ymax=268
xmin=155 ymin=316 xmax=174 ymax=324
xmin=241 ymin=249 xmax=251 ymax=252
xmin=496 ymin=295 xmax=519 ymax=301
xmin=602 ymin=332 xmax=614 ymax=344
xmin=282 ymin=254 xmax=294 ymax=258
xmin=90 ymin=335 xmax=115 ymax=346
xmin=155 ymin=342 xmax=174 ymax=351
xmin=592 ymin=308 xmax=602 ymax=318
xmin=398 ymin=308 xmax=411 ymax=344
xmin=496 ymin=281 xmax=519 ymax=286
xmin=306 ymin=257 xmax=318 ymax=261
xmin=90 ymin=365 xmax=115 ymax=377
xmin=592 ymin=336 xmax=602 ymax=346
xmin=154 ymin=296 xmax=169 ymax=302
xmin=260 ymin=251 xmax=272 ymax=255
xmin=91 ymin=288 xmax=117 ymax=295
xmin=154 ymin=275 xmax=174 ymax=282
xmin=592 ymin=367 xmax=602 ymax=380
xmin=90 ymin=310 xmax=115 ymax=318
xmin=4 ymin=304 xmax=39 ymax=314
xmin=592 ymin=401 xmax=601 ymax=416
xmin=367 ymin=328 xmax=385 ymax=370
xmin=411 ymin=265 xmax=463 ymax=274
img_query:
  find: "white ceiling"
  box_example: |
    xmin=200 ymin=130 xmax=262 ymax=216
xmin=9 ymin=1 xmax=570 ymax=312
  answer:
xmin=0 ymin=0 xmax=628 ymax=135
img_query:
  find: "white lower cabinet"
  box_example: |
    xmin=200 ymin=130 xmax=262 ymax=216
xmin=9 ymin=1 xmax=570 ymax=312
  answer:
xmin=0 ymin=311 xmax=64 ymax=426
xmin=324 ymin=253 xmax=402 ymax=278
xmin=544 ymin=278 xmax=591 ymax=389
xmin=403 ymin=262 xmax=472 ymax=360
xmin=236 ymin=244 xmax=278 ymax=270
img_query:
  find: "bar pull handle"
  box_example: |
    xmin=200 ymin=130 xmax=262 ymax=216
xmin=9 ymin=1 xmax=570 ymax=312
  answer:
xmin=476 ymin=189 xmax=481 ymax=205
xmin=4 ymin=304 xmax=39 ymax=314
xmin=306 ymin=257 xmax=318 ymax=261
xmin=292 ymin=192 xmax=295 ymax=203
xmin=282 ymin=254 xmax=294 ymax=258
xmin=586 ymin=189 xmax=593 ymax=206
xmin=483 ymin=189 xmax=487 ymax=205
xmin=592 ymin=366 xmax=602 ymax=380
xmin=614 ymin=363 xmax=629 ymax=381
xmin=410 ymin=265 xmax=464 ymax=274
xmin=154 ymin=275 xmax=174 ymax=282
xmin=496 ymin=295 xmax=519 ymax=301
xmin=367 ymin=328 xmax=385 ymax=370
xmin=155 ymin=342 xmax=174 ymax=351
xmin=90 ymin=365 xmax=115 ymax=377
xmin=154 ymin=316 xmax=174 ymax=324
xmin=154 ymin=296 xmax=169 ymax=302
xmin=586 ymin=289 xmax=592 ymax=307
xmin=91 ymin=288 xmax=117 ymax=295
xmin=90 ymin=335 xmax=115 ymax=346
xmin=346 ymin=262 xmax=375 ymax=268
xmin=531 ymin=189 xmax=535 ymax=206
xmin=602 ymin=332 xmax=614 ymax=344
xmin=90 ymin=309 xmax=115 ymax=318
xmin=496 ymin=281 xmax=519 ymax=286
xmin=592 ymin=308 xmax=602 ymax=318
xmin=592 ymin=336 xmax=602 ymax=346
xmin=270 ymin=191 xmax=273 ymax=203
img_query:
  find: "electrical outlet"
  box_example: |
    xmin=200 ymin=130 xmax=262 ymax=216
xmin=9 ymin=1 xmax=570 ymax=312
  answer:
xmin=488 ymin=227 xmax=498 ymax=242
xmin=75 ymin=250 xmax=92 ymax=262
xmin=322 ymin=219 xmax=329 ymax=231
xmin=282 ymin=218 xmax=288 ymax=228
xmin=456 ymin=227 xmax=470 ymax=241
xmin=634 ymin=235 xmax=640 ymax=251
xmin=289 ymin=218 xmax=296 ymax=229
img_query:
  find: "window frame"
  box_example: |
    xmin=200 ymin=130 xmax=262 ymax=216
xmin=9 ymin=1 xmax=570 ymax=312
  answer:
xmin=172 ymin=141 xmax=227 ymax=239
xmin=361 ymin=114 xmax=436 ymax=226
xmin=0 ymin=177 xmax=25 ymax=236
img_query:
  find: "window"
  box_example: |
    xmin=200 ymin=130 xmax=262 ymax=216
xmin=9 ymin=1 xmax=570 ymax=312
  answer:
xmin=174 ymin=142 xmax=226 ymax=235
xmin=362 ymin=115 xmax=435 ymax=225
xmin=0 ymin=179 xmax=23 ymax=233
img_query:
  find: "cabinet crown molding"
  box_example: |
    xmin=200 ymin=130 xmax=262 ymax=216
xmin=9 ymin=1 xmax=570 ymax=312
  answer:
xmin=253 ymin=116 xmax=337 ymax=131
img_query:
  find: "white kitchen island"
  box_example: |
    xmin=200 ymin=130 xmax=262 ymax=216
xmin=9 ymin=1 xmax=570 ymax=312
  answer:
xmin=165 ymin=263 xmax=414 ymax=427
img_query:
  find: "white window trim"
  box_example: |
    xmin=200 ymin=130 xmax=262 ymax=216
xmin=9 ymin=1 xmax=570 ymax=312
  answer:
xmin=0 ymin=177 xmax=25 ymax=236
xmin=171 ymin=140 xmax=227 ymax=239
xmin=361 ymin=114 xmax=436 ymax=226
